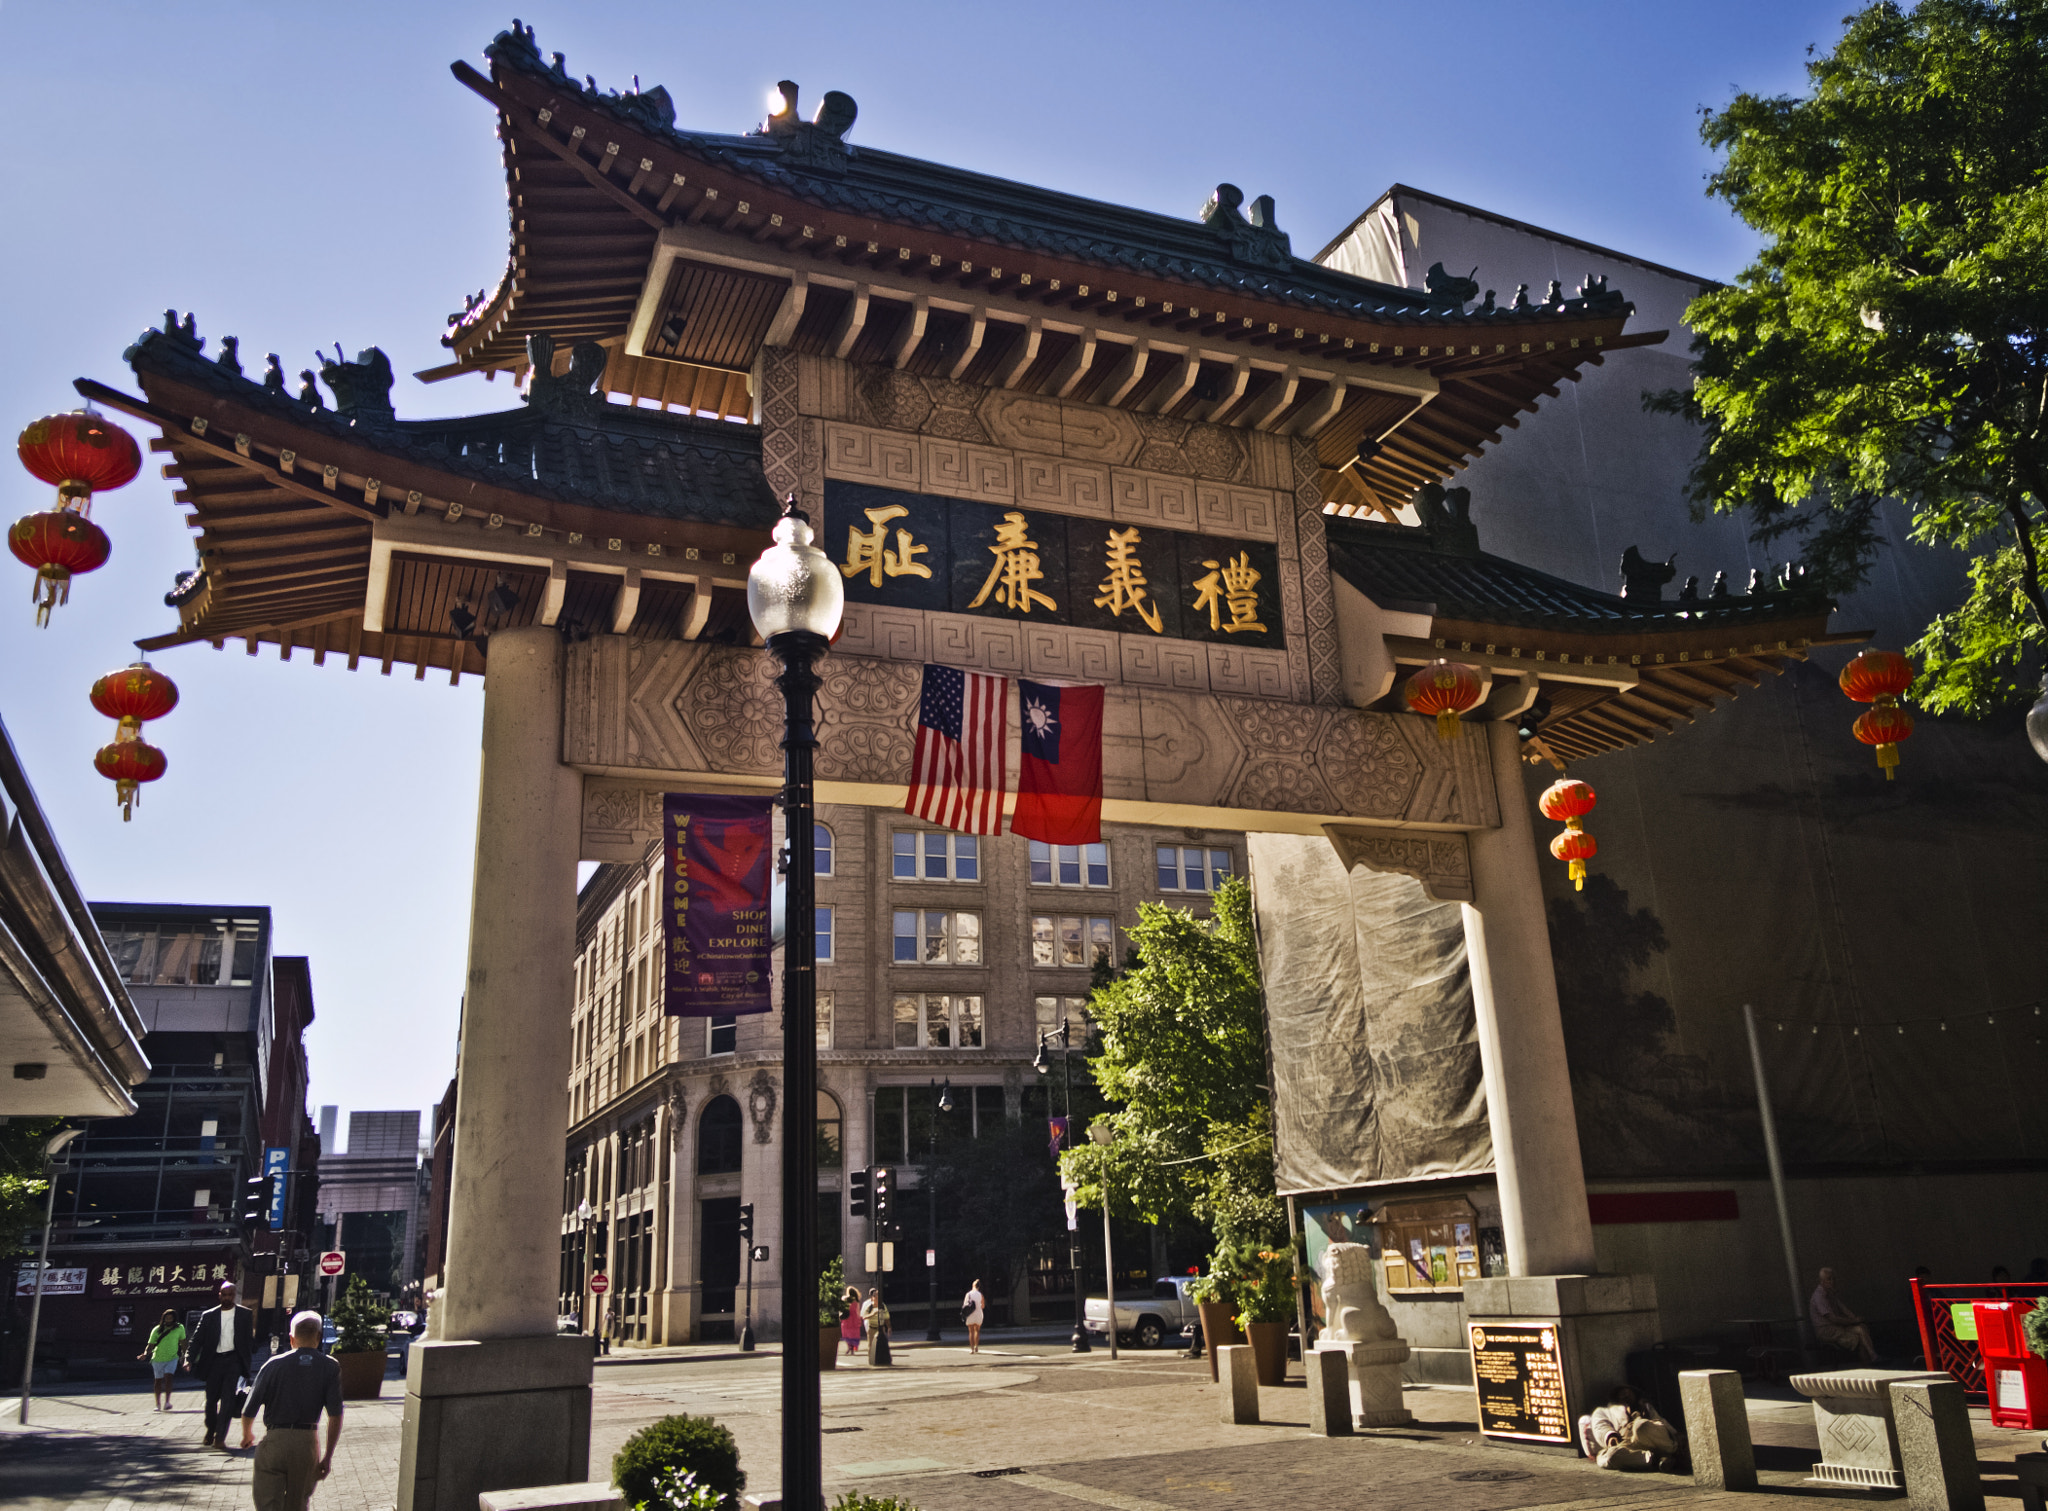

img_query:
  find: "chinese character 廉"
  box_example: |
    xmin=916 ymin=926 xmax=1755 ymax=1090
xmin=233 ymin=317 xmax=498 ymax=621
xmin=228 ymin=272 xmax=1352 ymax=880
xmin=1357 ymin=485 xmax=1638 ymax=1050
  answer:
xmin=1192 ymin=552 xmax=1267 ymax=634
xmin=969 ymin=511 xmax=1056 ymax=615
xmin=1093 ymin=527 xmax=1162 ymax=633
xmin=840 ymin=504 xmax=931 ymax=588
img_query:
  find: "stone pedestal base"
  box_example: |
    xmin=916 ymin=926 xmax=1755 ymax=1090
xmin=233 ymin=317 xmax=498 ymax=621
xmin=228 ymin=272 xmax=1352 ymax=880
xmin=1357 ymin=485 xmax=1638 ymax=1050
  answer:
xmin=1464 ymin=1274 xmax=1661 ymax=1455
xmin=399 ymin=1336 xmax=598 ymax=1511
xmin=1788 ymin=1367 xmax=1948 ymax=1490
xmin=1319 ymin=1339 xmax=1414 ymax=1428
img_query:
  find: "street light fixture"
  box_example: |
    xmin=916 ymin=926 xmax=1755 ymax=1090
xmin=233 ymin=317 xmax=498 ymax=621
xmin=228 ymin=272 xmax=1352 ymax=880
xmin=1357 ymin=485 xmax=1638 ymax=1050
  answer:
xmin=925 ymin=1078 xmax=953 ymax=1341
xmin=745 ymin=493 xmax=844 ymax=1511
xmin=18 ymin=1126 xmax=84 ymax=1424
xmin=1088 ymin=1120 xmax=1118 ymax=1361
xmin=1035 ymin=1023 xmax=1090 ymax=1354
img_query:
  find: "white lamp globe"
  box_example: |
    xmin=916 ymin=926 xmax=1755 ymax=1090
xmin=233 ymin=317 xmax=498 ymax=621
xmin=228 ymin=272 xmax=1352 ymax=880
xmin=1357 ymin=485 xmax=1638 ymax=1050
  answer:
xmin=746 ymin=496 xmax=844 ymax=642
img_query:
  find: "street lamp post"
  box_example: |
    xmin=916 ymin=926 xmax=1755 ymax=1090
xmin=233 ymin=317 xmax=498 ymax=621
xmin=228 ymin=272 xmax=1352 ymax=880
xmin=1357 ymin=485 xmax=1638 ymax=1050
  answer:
xmin=1035 ymin=1024 xmax=1090 ymax=1354
xmin=746 ymin=494 xmax=844 ymax=1511
xmin=1088 ymin=1121 xmax=1117 ymax=1361
xmin=924 ymin=1079 xmax=953 ymax=1342
xmin=18 ymin=1127 xmax=83 ymax=1423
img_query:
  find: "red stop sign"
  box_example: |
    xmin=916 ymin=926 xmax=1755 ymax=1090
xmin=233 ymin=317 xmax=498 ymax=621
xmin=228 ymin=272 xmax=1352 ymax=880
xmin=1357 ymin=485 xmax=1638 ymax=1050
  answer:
xmin=318 ymin=1252 xmax=345 ymax=1277
xmin=590 ymin=1273 xmax=610 ymax=1294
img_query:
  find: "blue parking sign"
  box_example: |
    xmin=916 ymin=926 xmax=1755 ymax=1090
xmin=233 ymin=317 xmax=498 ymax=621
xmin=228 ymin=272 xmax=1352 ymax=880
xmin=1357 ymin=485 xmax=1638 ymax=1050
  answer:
xmin=264 ymin=1146 xmax=289 ymax=1231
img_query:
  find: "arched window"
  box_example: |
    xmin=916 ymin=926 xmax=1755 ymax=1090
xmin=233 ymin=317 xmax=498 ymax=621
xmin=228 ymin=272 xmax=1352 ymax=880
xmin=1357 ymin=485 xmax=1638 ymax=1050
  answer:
xmin=815 ymin=824 xmax=834 ymax=876
xmin=699 ymin=1095 xmax=743 ymax=1175
xmin=816 ymin=1090 xmax=843 ymax=1170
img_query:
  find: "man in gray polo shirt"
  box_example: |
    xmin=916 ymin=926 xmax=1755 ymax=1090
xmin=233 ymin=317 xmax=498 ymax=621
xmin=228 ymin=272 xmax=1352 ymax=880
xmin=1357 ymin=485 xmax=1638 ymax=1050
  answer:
xmin=238 ymin=1311 xmax=344 ymax=1511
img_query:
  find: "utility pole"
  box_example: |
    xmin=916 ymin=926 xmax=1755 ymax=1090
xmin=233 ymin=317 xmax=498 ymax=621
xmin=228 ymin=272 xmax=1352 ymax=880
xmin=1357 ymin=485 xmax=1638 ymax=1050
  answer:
xmin=925 ymin=1080 xmax=952 ymax=1341
xmin=739 ymin=1203 xmax=757 ymax=1352
xmin=18 ymin=1128 xmax=83 ymax=1423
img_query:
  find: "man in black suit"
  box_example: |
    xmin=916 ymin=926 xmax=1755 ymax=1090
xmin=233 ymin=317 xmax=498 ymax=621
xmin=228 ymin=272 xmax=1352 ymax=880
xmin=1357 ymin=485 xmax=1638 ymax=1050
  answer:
xmin=186 ymin=1279 xmax=256 ymax=1449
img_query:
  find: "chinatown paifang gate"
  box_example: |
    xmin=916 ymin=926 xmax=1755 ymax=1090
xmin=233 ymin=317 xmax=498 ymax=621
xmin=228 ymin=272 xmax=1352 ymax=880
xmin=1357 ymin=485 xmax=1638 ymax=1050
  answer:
xmin=75 ymin=24 xmax=1859 ymax=1507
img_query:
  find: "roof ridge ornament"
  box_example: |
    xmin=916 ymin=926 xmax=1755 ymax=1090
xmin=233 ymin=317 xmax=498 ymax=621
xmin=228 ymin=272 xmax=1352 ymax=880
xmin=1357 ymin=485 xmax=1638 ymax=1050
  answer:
xmin=523 ymin=333 xmax=608 ymax=418
xmin=1198 ymin=184 xmax=1291 ymax=270
xmin=1412 ymin=484 xmax=1480 ymax=557
xmin=753 ymin=79 xmax=857 ymax=172
xmin=1423 ymin=263 xmax=1480 ymax=310
xmin=320 ymin=345 xmax=395 ymax=421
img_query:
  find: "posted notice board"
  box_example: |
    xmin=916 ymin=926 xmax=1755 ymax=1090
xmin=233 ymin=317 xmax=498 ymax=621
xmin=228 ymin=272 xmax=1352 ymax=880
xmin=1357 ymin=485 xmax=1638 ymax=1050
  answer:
xmin=1470 ymin=1322 xmax=1572 ymax=1443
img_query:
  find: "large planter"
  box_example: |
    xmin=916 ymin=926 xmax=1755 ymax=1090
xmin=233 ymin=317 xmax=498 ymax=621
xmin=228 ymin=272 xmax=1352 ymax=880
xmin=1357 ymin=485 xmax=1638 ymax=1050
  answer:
xmin=335 ymin=1348 xmax=386 ymax=1400
xmin=1196 ymin=1301 xmax=1242 ymax=1383
xmin=820 ymin=1325 xmax=841 ymax=1371
xmin=1245 ymin=1321 xmax=1290 ymax=1386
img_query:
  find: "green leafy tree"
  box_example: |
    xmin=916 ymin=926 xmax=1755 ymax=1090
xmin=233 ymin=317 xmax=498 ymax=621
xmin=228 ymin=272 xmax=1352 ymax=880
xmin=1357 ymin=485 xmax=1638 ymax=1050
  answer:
xmin=1059 ymin=879 xmax=1284 ymax=1256
xmin=1 ymin=1118 xmax=62 ymax=1261
xmin=1650 ymin=0 xmax=2048 ymax=715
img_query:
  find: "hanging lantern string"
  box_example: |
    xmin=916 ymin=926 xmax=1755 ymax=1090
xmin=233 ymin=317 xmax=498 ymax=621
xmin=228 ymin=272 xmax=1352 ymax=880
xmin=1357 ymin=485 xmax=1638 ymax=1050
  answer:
xmin=1758 ymin=998 xmax=2045 ymax=1036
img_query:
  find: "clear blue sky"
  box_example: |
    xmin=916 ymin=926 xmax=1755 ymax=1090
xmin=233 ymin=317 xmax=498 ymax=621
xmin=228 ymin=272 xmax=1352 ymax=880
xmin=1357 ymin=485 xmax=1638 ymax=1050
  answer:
xmin=0 ymin=1 xmax=1849 ymax=1133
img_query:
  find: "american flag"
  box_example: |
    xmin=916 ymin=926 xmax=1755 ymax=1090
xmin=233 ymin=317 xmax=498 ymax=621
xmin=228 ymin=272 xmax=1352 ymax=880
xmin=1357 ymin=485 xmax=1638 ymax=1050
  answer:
xmin=906 ymin=663 xmax=1008 ymax=835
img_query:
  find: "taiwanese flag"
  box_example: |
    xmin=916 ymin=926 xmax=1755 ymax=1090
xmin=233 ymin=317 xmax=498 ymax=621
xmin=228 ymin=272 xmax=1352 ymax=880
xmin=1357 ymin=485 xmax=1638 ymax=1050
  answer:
xmin=1013 ymin=678 xmax=1103 ymax=844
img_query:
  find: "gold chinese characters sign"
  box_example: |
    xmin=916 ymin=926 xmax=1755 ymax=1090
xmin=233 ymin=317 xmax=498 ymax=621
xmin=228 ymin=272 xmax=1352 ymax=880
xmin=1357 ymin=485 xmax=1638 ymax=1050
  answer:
xmin=827 ymin=482 xmax=1284 ymax=650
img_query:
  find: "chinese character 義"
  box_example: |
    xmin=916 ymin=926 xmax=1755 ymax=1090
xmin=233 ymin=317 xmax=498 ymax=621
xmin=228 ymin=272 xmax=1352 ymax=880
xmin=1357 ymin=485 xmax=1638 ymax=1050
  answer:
xmin=1093 ymin=527 xmax=1163 ymax=633
xmin=968 ymin=511 xmax=1056 ymax=615
xmin=1192 ymin=552 xmax=1267 ymax=634
xmin=839 ymin=504 xmax=931 ymax=588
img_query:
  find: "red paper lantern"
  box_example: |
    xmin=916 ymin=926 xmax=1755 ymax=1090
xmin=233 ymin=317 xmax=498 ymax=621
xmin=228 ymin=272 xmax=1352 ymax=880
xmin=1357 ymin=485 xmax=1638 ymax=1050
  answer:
xmin=1838 ymin=649 xmax=1915 ymax=777
xmin=1838 ymin=649 xmax=1913 ymax=704
xmin=1854 ymin=704 xmax=1915 ymax=780
xmin=8 ymin=509 xmax=111 ymax=626
xmin=1549 ymin=827 xmax=1599 ymax=889
xmin=18 ymin=410 xmax=141 ymax=510
xmin=93 ymin=738 xmax=166 ymax=822
xmin=1539 ymin=776 xmax=1599 ymax=890
xmin=1403 ymin=659 xmax=1483 ymax=740
xmin=90 ymin=663 xmax=179 ymax=739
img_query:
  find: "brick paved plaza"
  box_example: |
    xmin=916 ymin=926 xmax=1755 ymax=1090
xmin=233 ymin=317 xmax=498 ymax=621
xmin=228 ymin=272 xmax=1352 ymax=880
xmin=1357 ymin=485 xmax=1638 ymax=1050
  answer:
xmin=4 ymin=1336 xmax=2040 ymax=1511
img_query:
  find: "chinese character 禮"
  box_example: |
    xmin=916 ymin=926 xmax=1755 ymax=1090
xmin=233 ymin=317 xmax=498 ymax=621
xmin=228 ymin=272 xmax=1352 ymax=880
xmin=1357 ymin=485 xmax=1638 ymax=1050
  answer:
xmin=839 ymin=504 xmax=931 ymax=588
xmin=1092 ymin=527 xmax=1162 ymax=633
xmin=1192 ymin=551 xmax=1268 ymax=634
xmin=968 ymin=511 xmax=1057 ymax=615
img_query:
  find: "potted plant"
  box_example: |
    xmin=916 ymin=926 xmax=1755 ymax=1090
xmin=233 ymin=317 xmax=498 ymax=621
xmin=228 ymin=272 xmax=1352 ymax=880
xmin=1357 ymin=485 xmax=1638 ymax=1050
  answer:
xmin=1188 ymin=1268 xmax=1242 ymax=1384
xmin=330 ymin=1274 xmax=388 ymax=1399
xmin=817 ymin=1254 xmax=847 ymax=1372
xmin=1235 ymin=1247 xmax=1299 ymax=1387
xmin=613 ymin=1413 xmax=744 ymax=1509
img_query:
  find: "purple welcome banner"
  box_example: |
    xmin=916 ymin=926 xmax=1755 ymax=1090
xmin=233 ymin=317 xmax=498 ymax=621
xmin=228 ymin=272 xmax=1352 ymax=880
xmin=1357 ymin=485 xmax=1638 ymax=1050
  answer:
xmin=663 ymin=793 xmax=775 ymax=1017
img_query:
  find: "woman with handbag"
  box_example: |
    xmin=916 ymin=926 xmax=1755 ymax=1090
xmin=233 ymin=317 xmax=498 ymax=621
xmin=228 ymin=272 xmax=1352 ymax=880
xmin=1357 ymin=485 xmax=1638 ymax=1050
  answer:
xmin=139 ymin=1308 xmax=185 ymax=1410
xmin=960 ymin=1279 xmax=986 ymax=1355
xmin=839 ymin=1286 xmax=863 ymax=1357
xmin=861 ymin=1288 xmax=891 ymax=1366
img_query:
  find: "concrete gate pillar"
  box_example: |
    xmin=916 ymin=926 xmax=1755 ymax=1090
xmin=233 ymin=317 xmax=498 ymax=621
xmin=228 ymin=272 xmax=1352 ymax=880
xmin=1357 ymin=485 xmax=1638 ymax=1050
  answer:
xmin=1459 ymin=722 xmax=1596 ymax=1277
xmin=400 ymin=627 xmax=595 ymax=1511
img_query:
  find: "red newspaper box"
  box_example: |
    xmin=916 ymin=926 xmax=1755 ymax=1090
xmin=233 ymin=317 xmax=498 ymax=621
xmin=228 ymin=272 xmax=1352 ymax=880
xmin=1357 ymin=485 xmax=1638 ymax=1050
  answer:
xmin=1973 ymin=1301 xmax=2048 ymax=1430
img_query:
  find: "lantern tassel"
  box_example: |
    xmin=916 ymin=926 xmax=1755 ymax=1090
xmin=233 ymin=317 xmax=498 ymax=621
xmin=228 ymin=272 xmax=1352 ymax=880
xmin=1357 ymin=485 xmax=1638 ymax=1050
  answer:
xmin=1877 ymin=743 xmax=1899 ymax=779
xmin=32 ymin=568 xmax=71 ymax=629
xmin=1569 ymin=859 xmax=1586 ymax=890
xmin=1435 ymin=708 xmax=1461 ymax=741
xmin=116 ymin=779 xmax=137 ymax=822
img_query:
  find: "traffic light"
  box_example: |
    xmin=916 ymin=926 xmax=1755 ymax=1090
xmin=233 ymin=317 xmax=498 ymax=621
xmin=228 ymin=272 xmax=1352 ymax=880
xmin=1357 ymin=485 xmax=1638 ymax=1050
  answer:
xmin=240 ymin=1174 xmax=267 ymax=1229
xmin=872 ymin=1167 xmax=893 ymax=1230
xmin=848 ymin=1168 xmax=870 ymax=1218
xmin=738 ymin=1203 xmax=755 ymax=1243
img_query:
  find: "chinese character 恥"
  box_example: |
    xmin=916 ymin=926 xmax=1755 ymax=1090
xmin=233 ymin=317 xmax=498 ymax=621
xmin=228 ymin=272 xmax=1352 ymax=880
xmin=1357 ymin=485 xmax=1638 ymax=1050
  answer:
xmin=839 ymin=504 xmax=931 ymax=588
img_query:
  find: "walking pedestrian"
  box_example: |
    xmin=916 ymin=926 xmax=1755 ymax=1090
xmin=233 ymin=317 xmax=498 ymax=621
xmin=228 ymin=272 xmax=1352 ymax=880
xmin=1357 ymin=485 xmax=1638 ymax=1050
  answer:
xmin=238 ymin=1311 xmax=343 ymax=1511
xmin=187 ymin=1280 xmax=257 ymax=1450
xmin=839 ymin=1287 xmax=862 ymax=1357
xmin=961 ymin=1279 xmax=986 ymax=1355
xmin=139 ymin=1308 xmax=186 ymax=1411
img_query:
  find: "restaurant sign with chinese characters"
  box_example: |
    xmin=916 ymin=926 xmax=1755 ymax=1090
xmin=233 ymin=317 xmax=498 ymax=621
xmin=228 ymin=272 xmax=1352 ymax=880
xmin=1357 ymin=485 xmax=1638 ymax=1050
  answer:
xmin=826 ymin=482 xmax=1285 ymax=650
xmin=89 ymin=1251 xmax=238 ymax=1299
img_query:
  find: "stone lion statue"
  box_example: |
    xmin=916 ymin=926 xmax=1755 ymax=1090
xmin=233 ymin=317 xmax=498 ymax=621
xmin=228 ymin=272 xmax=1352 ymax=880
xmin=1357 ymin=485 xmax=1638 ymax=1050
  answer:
xmin=1318 ymin=1242 xmax=1398 ymax=1343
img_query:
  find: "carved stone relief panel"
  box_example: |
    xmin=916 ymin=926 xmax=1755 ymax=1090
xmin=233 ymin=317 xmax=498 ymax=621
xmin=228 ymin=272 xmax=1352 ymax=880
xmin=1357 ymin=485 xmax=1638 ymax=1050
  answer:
xmin=746 ymin=1069 xmax=778 ymax=1144
xmin=1291 ymin=437 xmax=1342 ymax=706
xmin=925 ymin=611 xmax=1025 ymax=674
xmin=920 ymin=438 xmax=1014 ymax=503
xmin=572 ymin=641 xmax=1498 ymax=856
xmin=1109 ymin=468 xmax=1200 ymax=533
xmin=1207 ymin=644 xmax=1293 ymax=699
xmin=1016 ymin=456 xmax=1113 ymax=518
xmin=1323 ymin=824 xmax=1474 ymax=904
xmin=758 ymin=347 xmax=802 ymax=501
xmin=823 ymin=422 xmax=919 ymax=489
xmin=1120 ymin=635 xmax=1208 ymax=692
xmin=1023 ymin=623 xmax=1118 ymax=683
xmin=835 ymin=602 xmax=925 ymax=662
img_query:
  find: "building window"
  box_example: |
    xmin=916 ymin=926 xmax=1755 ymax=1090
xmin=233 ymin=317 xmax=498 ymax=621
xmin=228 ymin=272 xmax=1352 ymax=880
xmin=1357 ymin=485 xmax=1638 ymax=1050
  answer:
xmin=699 ymin=1096 xmax=743 ymax=1175
xmin=1029 ymin=841 xmax=1109 ymax=888
xmin=708 ymin=1015 xmax=737 ymax=1056
xmin=1030 ymin=915 xmax=1115 ymax=969
xmin=892 ymin=830 xmax=979 ymax=881
xmin=817 ymin=906 xmax=834 ymax=963
xmin=817 ymin=1090 xmax=843 ymax=1170
xmin=892 ymin=993 xmax=984 ymax=1049
xmin=892 ymin=910 xmax=981 ymax=965
xmin=1157 ymin=845 xmax=1235 ymax=893
xmin=816 ymin=825 xmax=834 ymax=876
xmin=1035 ymin=995 xmax=1091 ymax=1041
xmin=817 ymin=993 xmax=834 ymax=1052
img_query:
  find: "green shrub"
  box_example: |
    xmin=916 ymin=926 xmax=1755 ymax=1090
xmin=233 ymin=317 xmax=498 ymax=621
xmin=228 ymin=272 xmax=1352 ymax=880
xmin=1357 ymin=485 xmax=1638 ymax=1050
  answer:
xmin=818 ymin=1252 xmax=847 ymax=1329
xmin=2024 ymin=1296 xmax=2048 ymax=1362
xmin=831 ymin=1495 xmax=918 ymax=1511
xmin=640 ymin=1468 xmax=722 ymax=1511
xmin=614 ymin=1415 xmax=744 ymax=1509
xmin=331 ymin=1275 xmax=384 ymax=1356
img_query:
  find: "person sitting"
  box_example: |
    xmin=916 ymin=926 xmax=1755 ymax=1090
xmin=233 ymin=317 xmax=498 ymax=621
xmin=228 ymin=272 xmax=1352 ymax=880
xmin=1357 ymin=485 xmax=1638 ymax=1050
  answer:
xmin=1810 ymin=1266 xmax=1878 ymax=1363
xmin=1577 ymin=1385 xmax=1679 ymax=1470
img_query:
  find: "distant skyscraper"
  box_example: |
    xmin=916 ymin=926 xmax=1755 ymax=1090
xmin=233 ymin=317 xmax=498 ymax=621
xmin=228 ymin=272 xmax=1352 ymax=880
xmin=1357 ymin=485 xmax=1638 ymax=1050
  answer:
xmin=318 ymin=1104 xmax=338 ymax=1154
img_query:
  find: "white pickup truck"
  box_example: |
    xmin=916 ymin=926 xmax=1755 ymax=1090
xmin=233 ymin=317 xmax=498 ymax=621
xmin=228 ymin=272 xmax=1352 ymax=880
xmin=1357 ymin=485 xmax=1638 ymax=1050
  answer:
xmin=1082 ymin=1276 xmax=1201 ymax=1349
